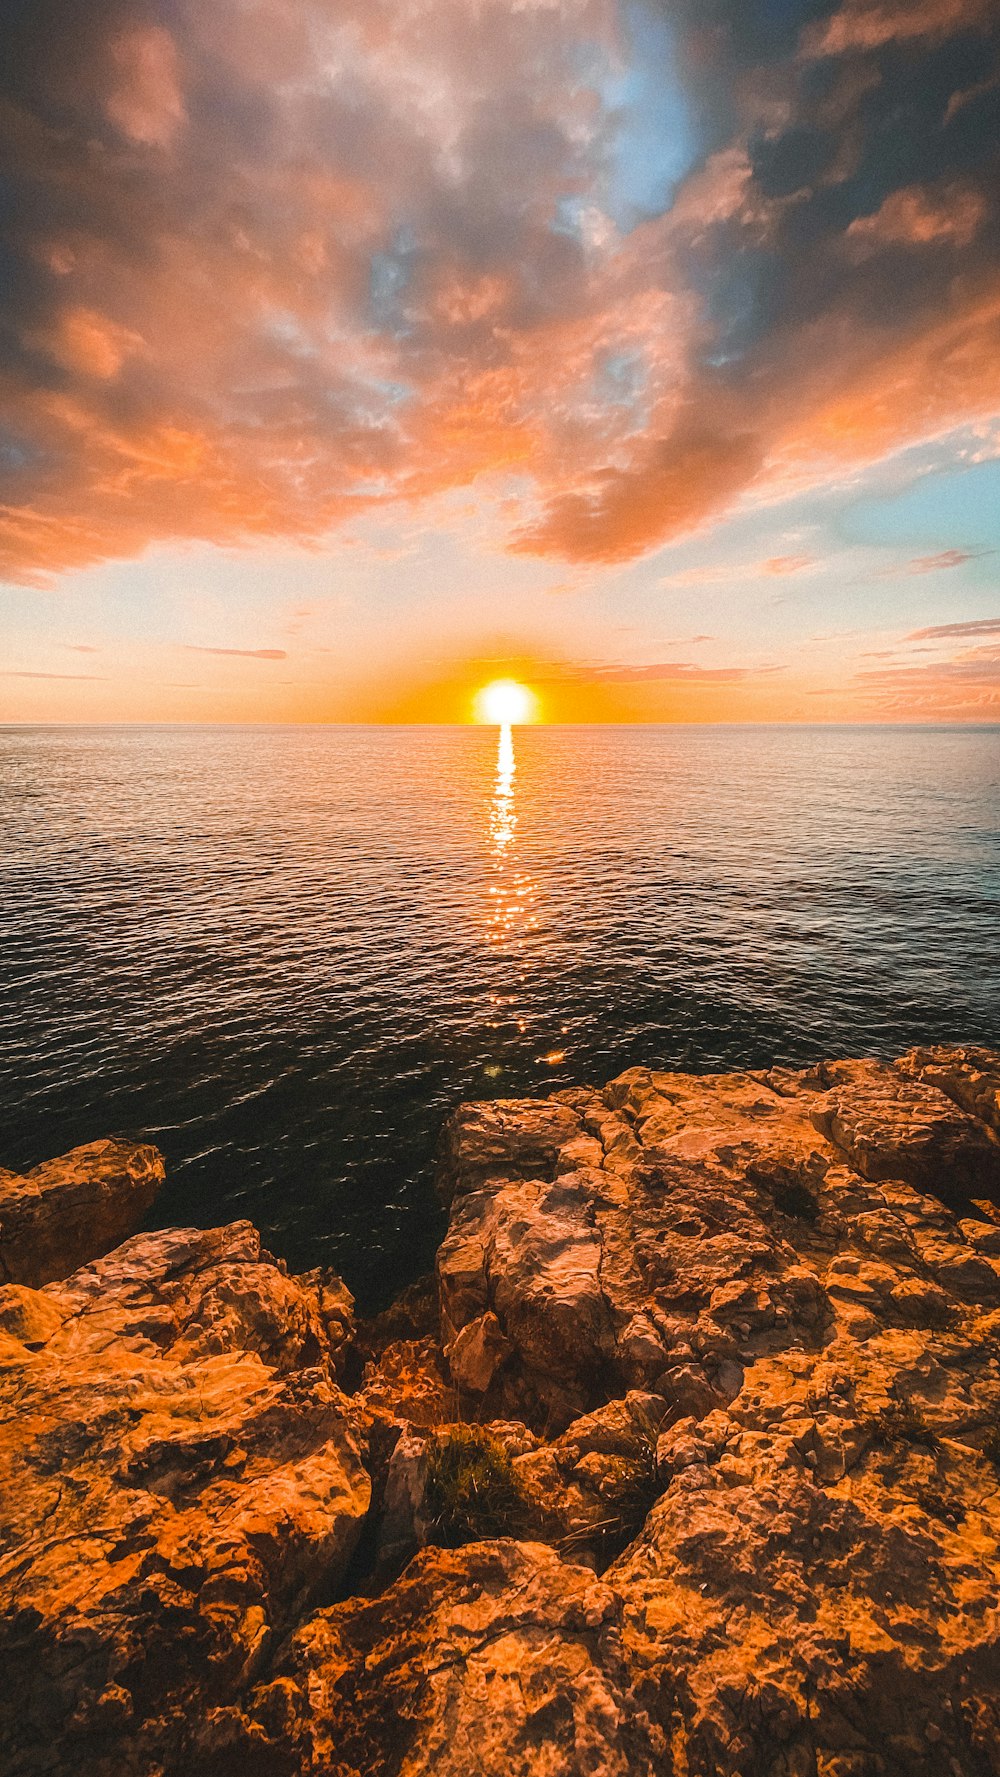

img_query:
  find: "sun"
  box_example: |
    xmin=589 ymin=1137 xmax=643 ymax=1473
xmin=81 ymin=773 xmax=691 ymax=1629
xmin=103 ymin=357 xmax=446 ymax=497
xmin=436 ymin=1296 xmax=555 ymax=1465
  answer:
xmin=473 ymin=678 xmax=539 ymax=725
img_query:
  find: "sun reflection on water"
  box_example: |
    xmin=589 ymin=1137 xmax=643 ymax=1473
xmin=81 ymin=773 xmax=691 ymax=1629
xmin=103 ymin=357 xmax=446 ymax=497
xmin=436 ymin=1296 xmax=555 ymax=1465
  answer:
xmin=482 ymin=725 xmax=571 ymax=1073
xmin=486 ymin=723 xmax=538 ymax=949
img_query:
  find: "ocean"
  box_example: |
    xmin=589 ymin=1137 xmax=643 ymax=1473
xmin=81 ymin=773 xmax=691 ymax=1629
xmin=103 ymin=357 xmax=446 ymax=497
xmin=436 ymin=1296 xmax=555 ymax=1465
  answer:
xmin=2 ymin=722 xmax=998 ymax=1308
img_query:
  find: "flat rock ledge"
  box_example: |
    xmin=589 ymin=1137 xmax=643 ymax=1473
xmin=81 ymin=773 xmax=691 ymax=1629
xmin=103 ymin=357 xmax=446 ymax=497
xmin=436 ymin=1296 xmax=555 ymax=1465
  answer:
xmin=2 ymin=1045 xmax=1000 ymax=1777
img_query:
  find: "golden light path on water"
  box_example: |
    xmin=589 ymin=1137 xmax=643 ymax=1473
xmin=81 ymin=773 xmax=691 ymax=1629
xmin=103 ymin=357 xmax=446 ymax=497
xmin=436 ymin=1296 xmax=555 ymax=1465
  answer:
xmin=485 ymin=723 xmax=566 ymax=1068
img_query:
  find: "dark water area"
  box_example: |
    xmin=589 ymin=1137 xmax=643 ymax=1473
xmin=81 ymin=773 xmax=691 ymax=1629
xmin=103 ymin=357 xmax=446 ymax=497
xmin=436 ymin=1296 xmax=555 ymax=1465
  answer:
xmin=2 ymin=722 xmax=998 ymax=1310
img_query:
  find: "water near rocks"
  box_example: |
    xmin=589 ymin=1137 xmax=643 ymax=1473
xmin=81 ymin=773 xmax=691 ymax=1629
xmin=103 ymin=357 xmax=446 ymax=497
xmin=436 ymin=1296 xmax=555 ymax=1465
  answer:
xmin=1 ymin=722 xmax=997 ymax=1307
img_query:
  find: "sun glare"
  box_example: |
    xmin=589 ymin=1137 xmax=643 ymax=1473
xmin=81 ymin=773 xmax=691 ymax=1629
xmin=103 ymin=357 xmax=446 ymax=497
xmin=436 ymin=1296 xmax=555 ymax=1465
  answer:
xmin=473 ymin=678 xmax=539 ymax=725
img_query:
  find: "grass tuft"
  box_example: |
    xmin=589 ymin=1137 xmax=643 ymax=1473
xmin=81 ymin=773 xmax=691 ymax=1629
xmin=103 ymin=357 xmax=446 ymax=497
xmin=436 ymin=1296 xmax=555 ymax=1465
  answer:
xmin=424 ymin=1425 xmax=529 ymax=1547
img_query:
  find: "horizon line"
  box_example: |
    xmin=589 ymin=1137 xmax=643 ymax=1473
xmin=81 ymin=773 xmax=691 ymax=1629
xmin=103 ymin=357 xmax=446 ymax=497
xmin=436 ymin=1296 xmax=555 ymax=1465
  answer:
xmin=2 ymin=719 xmax=999 ymax=732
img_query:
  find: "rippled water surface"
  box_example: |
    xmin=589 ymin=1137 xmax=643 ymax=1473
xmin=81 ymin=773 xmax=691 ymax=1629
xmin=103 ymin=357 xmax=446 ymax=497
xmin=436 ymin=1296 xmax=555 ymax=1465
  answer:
xmin=2 ymin=724 xmax=998 ymax=1307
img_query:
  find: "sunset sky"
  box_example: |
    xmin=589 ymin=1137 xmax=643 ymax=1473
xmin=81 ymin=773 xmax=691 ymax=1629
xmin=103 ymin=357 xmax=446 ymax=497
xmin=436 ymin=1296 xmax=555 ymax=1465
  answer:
xmin=2 ymin=0 xmax=999 ymax=723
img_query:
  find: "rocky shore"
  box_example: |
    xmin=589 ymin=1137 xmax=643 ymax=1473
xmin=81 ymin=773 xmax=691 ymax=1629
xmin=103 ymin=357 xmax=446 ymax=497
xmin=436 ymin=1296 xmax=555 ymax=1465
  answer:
xmin=3 ymin=1046 xmax=1000 ymax=1775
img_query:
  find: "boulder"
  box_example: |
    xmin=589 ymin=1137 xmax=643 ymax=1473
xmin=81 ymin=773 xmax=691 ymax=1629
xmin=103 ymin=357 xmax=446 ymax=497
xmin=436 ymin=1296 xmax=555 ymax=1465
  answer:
xmin=898 ymin=1043 xmax=1000 ymax=1135
xmin=0 ymin=1138 xmax=165 ymax=1287
xmin=437 ymin=1098 xmax=582 ymax=1202
xmin=812 ymin=1058 xmax=1000 ymax=1198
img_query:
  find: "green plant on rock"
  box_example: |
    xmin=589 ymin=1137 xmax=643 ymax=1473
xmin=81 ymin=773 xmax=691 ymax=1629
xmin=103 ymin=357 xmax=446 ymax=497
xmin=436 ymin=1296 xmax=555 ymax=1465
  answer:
xmin=424 ymin=1425 xmax=530 ymax=1547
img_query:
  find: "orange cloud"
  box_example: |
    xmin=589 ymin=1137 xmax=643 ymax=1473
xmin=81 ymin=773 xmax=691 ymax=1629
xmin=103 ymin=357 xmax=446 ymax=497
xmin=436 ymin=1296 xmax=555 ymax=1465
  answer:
xmin=808 ymin=0 xmax=995 ymax=56
xmin=184 ymin=645 xmax=287 ymax=660
xmin=514 ymin=421 xmax=763 ymax=563
xmin=106 ymin=26 xmax=185 ymax=148
xmin=846 ymin=184 xmax=985 ymax=254
xmin=0 ymin=0 xmax=998 ymax=588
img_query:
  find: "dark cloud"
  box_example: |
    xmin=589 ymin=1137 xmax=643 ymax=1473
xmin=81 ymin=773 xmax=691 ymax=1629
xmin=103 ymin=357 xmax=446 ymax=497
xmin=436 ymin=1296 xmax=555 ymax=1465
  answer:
xmin=0 ymin=0 xmax=998 ymax=579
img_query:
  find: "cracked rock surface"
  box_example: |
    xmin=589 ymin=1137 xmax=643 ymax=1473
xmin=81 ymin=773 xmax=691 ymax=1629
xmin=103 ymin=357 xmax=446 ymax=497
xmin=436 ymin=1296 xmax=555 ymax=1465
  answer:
xmin=3 ymin=1047 xmax=1000 ymax=1776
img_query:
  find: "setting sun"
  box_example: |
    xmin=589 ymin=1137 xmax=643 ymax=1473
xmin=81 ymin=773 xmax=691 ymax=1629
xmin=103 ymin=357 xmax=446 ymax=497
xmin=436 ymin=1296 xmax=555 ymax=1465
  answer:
xmin=473 ymin=679 xmax=539 ymax=725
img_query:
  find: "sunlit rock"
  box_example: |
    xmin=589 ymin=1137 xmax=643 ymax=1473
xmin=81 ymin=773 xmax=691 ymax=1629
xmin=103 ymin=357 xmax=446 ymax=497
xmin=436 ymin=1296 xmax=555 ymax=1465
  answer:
xmin=6 ymin=1047 xmax=1000 ymax=1776
xmin=0 ymin=1222 xmax=369 ymax=1776
xmin=0 ymin=1137 xmax=165 ymax=1286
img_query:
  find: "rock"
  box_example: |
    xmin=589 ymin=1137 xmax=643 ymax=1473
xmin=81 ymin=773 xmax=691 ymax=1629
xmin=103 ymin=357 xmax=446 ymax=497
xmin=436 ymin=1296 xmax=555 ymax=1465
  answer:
xmin=812 ymin=1059 xmax=1000 ymax=1199
xmin=426 ymin=1049 xmax=1000 ymax=1767
xmin=446 ymin=1311 xmax=513 ymax=1395
xmin=0 ymin=1222 xmax=369 ymax=1777
xmin=437 ymin=1098 xmax=582 ymax=1202
xmin=612 ymin=1338 xmax=1000 ymax=1774
xmin=8 ymin=1045 xmax=1000 ymax=1777
xmin=436 ymin=1112 xmax=833 ymax=1430
xmin=899 ymin=1044 xmax=1000 ymax=1135
xmin=194 ymin=1540 xmax=665 ymax=1776
xmin=0 ymin=1138 xmax=165 ymax=1286
xmin=376 ymin=1430 xmax=431 ymax=1572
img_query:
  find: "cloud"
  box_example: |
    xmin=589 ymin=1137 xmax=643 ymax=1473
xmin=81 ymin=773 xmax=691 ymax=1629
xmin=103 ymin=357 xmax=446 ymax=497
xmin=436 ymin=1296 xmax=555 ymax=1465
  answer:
xmin=907 ymin=615 xmax=1000 ymax=639
xmin=1 ymin=669 xmax=108 ymax=680
xmin=903 ymin=549 xmax=991 ymax=574
xmin=806 ymin=0 xmax=996 ymax=56
xmin=846 ymin=184 xmax=985 ymax=255
xmin=515 ymin=422 xmax=763 ymax=563
xmin=556 ymin=658 xmax=770 ymax=684
xmin=0 ymin=0 xmax=998 ymax=580
xmin=182 ymin=645 xmax=287 ymax=659
xmin=761 ymin=555 xmax=816 ymax=575
xmin=660 ymin=556 xmax=815 ymax=588
xmin=854 ymin=638 xmax=1000 ymax=715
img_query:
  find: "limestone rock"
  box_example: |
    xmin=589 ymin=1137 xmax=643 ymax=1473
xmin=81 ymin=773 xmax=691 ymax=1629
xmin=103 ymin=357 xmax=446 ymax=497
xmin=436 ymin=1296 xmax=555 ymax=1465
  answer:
xmin=437 ymin=1098 xmax=582 ymax=1202
xmin=0 ymin=1138 xmax=165 ymax=1287
xmin=613 ymin=1338 xmax=1000 ymax=1774
xmin=899 ymin=1043 xmax=1000 ymax=1135
xmin=8 ymin=1046 xmax=1000 ymax=1777
xmin=0 ymin=1222 xmax=369 ymax=1777
xmin=195 ymin=1540 xmax=665 ymax=1776
xmin=436 ymin=1090 xmax=834 ymax=1431
xmin=446 ymin=1310 xmax=513 ymax=1395
xmin=813 ymin=1058 xmax=1000 ymax=1198
xmin=428 ymin=1050 xmax=1000 ymax=1766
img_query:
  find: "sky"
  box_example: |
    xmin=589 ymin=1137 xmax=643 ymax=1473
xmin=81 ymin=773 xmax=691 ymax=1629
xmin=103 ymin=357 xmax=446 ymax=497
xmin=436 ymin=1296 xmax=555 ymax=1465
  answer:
xmin=1 ymin=0 xmax=999 ymax=723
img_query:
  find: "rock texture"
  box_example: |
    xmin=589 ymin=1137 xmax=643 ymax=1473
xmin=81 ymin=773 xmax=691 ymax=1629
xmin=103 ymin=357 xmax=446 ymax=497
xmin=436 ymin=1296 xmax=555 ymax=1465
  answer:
xmin=0 ymin=1138 xmax=165 ymax=1286
xmin=0 ymin=1222 xmax=368 ymax=1777
xmin=4 ymin=1048 xmax=1000 ymax=1776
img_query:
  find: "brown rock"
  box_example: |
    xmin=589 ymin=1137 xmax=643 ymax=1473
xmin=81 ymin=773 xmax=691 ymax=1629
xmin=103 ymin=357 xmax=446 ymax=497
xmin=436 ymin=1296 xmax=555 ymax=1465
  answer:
xmin=436 ymin=1093 xmax=834 ymax=1430
xmin=196 ymin=1540 xmax=664 ymax=1776
xmin=813 ymin=1059 xmax=1000 ymax=1199
xmin=0 ymin=1222 xmax=369 ymax=1777
xmin=899 ymin=1044 xmax=1000 ymax=1135
xmin=437 ymin=1098 xmax=582 ymax=1202
xmin=9 ymin=1045 xmax=1000 ymax=1777
xmin=446 ymin=1311 xmax=513 ymax=1395
xmin=0 ymin=1137 xmax=165 ymax=1287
